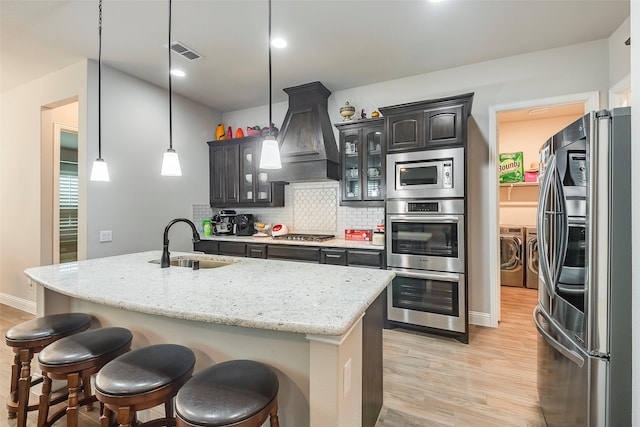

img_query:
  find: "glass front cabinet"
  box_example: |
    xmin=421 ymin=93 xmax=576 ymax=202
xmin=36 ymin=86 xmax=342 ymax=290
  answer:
xmin=335 ymin=118 xmax=385 ymax=206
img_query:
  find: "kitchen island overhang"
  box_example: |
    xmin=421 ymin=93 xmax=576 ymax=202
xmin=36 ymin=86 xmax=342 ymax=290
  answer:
xmin=26 ymin=251 xmax=394 ymax=427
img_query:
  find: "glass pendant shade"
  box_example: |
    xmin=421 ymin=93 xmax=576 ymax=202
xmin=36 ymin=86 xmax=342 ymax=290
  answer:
xmin=90 ymin=158 xmax=110 ymax=181
xmin=259 ymin=136 xmax=281 ymax=169
xmin=161 ymin=148 xmax=182 ymax=176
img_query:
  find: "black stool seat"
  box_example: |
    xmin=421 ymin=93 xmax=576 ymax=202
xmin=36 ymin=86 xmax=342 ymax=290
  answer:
xmin=175 ymin=360 xmax=279 ymax=427
xmin=4 ymin=312 xmax=92 ymax=426
xmin=5 ymin=312 xmax=92 ymax=345
xmin=36 ymin=327 xmax=133 ymax=427
xmin=95 ymin=344 xmax=196 ymax=427
xmin=38 ymin=326 xmax=132 ymax=368
xmin=96 ymin=344 xmax=196 ymax=397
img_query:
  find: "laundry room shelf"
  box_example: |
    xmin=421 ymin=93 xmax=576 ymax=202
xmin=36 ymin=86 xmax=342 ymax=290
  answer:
xmin=500 ymin=182 xmax=538 ymax=200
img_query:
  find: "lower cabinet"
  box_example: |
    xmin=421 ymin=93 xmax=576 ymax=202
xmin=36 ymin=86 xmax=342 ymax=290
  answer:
xmin=321 ymin=249 xmax=347 ymax=266
xmin=247 ymin=244 xmax=267 ymax=259
xmin=267 ymin=245 xmax=321 ymax=263
xmin=218 ymin=241 xmax=247 ymax=257
xmin=195 ymin=240 xmax=385 ymax=269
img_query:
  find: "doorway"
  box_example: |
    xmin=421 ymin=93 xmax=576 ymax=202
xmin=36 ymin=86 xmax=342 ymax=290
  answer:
xmin=40 ymin=100 xmax=80 ymax=265
xmin=487 ymin=91 xmax=599 ymax=326
xmin=54 ymin=124 xmax=79 ymax=263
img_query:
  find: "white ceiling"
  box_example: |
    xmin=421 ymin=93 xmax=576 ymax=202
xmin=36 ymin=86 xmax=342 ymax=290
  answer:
xmin=0 ymin=0 xmax=630 ymax=113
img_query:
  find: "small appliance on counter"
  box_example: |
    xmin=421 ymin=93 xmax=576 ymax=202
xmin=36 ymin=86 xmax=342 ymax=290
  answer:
xmin=235 ymin=214 xmax=255 ymax=236
xmin=212 ymin=209 xmax=236 ymax=235
xmin=271 ymin=224 xmax=289 ymax=237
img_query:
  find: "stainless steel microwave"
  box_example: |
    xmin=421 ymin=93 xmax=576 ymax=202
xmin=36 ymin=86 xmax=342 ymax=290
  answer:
xmin=386 ymin=147 xmax=465 ymax=199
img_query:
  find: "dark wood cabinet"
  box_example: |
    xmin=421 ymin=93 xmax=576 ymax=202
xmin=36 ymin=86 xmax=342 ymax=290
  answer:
xmin=208 ymin=137 xmax=285 ymax=208
xmin=347 ymin=249 xmax=385 ymax=269
xmin=321 ymin=249 xmax=347 ymax=266
xmin=267 ymin=245 xmax=321 ymax=263
xmin=209 ymin=143 xmax=239 ymax=205
xmin=195 ymin=240 xmax=385 ymax=270
xmin=380 ymin=93 xmax=473 ymax=153
xmin=247 ymin=244 xmax=267 ymax=259
xmin=218 ymin=241 xmax=247 ymax=257
xmin=335 ymin=118 xmax=385 ymax=206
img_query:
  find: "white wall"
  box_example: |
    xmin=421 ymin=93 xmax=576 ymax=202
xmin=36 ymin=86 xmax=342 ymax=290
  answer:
xmin=609 ymin=16 xmax=631 ymax=87
xmin=221 ymin=40 xmax=611 ymax=320
xmin=0 ymin=62 xmax=86 ymax=312
xmin=85 ymin=61 xmax=219 ymax=259
xmin=0 ymin=60 xmax=220 ymax=312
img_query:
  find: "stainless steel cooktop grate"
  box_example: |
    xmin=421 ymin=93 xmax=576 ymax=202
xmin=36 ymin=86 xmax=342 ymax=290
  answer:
xmin=272 ymin=234 xmax=335 ymax=242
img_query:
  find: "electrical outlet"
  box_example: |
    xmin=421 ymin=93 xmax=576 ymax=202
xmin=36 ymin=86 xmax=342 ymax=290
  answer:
xmin=343 ymin=358 xmax=352 ymax=397
xmin=99 ymin=230 xmax=112 ymax=242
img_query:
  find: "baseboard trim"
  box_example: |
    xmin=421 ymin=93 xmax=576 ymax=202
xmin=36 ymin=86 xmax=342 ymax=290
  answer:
xmin=469 ymin=310 xmax=494 ymax=328
xmin=0 ymin=293 xmax=37 ymax=315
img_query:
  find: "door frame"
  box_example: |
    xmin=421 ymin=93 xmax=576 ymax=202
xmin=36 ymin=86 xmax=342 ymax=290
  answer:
xmin=487 ymin=91 xmax=599 ymax=327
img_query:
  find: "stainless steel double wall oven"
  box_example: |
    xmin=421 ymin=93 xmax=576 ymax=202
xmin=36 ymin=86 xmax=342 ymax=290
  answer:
xmin=386 ymin=147 xmax=468 ymax=340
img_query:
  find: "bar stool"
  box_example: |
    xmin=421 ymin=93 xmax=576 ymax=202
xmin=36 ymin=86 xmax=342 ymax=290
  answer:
xmin=95 ymin=344 xmax=196 ymax=427
xmin=5 ymin=312 xmax=93 ymax=426
xmin=37 ymin=326 xmax=133 ymax=427
xmin=175 ymin=360 xmax=279 ymax=427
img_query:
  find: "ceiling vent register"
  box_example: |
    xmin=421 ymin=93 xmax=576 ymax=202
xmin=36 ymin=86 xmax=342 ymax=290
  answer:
xmin=170 ymin=41 xmax=202 ymax=61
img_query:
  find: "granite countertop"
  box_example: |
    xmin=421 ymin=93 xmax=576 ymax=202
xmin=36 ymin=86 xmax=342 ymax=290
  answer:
xmin=25 ymin=251 xmax=394 ymax=336
xmin=200 ymin=235 xmax=385 ymax=249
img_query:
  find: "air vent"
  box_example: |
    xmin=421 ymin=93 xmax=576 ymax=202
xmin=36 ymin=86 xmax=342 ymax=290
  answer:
xmin=169 ymin=41 xmax=203 ymax=61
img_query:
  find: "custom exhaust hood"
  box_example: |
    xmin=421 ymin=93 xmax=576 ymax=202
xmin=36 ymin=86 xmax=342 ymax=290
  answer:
xmin=268 ymin=82 xmax=340 ymax=182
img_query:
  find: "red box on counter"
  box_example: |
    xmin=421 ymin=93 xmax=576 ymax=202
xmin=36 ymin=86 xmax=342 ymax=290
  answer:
xmin=344 ymin=229 xmax=372 ymax=241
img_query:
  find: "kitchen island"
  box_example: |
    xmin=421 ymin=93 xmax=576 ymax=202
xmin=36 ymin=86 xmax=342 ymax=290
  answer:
xmin=25 ymin=251 xmax=394 ymax=427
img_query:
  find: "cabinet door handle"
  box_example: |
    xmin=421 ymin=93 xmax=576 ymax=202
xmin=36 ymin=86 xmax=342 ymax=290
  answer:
xmin=326 ymin=254 xmax=342 ymax=259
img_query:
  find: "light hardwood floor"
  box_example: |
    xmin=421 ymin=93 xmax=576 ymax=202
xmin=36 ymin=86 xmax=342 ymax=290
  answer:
xmin=0 ymin=286 xmax=543 ymax=427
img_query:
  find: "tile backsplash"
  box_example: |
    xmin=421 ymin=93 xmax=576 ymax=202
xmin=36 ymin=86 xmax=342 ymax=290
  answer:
xmin=193 ymin=181 xmax=384 ymax=236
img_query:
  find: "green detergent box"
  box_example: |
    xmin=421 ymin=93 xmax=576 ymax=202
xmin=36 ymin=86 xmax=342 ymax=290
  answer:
xmin=499 ymin=152 xmax=524 ymax=183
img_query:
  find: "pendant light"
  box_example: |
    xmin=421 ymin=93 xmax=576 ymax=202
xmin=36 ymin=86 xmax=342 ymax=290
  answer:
xmin=259 ymin=0 xmax=282 ymax=169
xmin=161 ymin=0 xmax=182 ymax=176
xmin=89 ymin=0 xmax=110 ymax=182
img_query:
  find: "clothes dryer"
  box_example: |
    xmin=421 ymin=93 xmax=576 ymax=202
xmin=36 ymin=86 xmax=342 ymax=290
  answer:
xmin=524 ymin=226 xmax=538 ymax=289
xmin=500 ymin=225 xmax=524 ymax=287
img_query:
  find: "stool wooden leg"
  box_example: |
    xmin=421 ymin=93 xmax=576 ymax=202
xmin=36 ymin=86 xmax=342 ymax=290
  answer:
xmin=7 ymin=351 xmax=20 ymax=418
xmin=66 ymin=372 xmax=80 ymax=427
xmin=115 ymin=406 xmax=134 ymax=427
xmin=37 ymin=374 xmax=52 ymax=427
xmin=81 ymin=371 xmax=95 ymax=412
xmin=164 ymin=399 xmax=174 ymax=419
xmin=99 ymin=405 xmax=113 ymax=427
xmin=269 ymin=400 xmax=279 ymax=427
xmin=16 ymin=348 xmax=34 ymax=427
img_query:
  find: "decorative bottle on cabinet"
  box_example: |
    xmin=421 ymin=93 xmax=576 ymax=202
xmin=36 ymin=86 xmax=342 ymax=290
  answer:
xmin=216 ymin=124 xmax=226 ymax=140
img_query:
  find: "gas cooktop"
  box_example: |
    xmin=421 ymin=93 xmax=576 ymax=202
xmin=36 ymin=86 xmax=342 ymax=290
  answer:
xmin=272 ymin=233 xmax=335 ymax=242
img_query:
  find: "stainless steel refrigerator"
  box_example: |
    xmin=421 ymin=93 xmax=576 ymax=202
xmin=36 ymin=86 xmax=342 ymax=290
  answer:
xmin=533 ymin=108 xmax=631 ymax=426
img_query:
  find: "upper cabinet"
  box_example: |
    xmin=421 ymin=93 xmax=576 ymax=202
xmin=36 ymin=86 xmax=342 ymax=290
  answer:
xmin=208 ymin=136 xmax=285 ymax=207
xmin=335 ymin=118 xmax=385 ymax=206
xmin=380 ymin=93 xmax=473 ymax=153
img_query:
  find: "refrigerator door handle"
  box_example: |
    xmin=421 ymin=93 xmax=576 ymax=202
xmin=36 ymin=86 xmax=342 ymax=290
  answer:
xmin=534 ymin=306 xmax=585 ymax=368
xmin=537 ymin=154 xmax=556 ymax=296
xmin=554 ymin=163 xmax=569 ymax=283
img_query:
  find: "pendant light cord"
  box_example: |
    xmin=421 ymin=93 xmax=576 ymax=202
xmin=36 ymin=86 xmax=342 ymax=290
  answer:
xmin=168 ymin=0 xmax=173 ymax=150
xmin=268 ymin=0 xmax=272 ymax=137
xmin=97 ymin=0 xmax=103 ymax=160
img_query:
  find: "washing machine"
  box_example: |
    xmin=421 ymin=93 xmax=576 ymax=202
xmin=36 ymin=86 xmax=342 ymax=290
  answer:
xmin=524 ymin=226 xmax=538 ymax=289
xmin=500 ymin=225 xmax=524 ymax=287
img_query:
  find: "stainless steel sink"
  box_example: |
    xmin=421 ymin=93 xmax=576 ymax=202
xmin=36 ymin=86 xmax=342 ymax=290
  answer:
xmin=149 ymin=255 xmax=234 ymax=269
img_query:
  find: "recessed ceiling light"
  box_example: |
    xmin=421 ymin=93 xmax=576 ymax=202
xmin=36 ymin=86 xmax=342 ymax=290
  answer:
xmin=171 ymin=69 xmax=186 ymax=77
xmin=428 ymin=0 xmax=445 ymax=2
xmin=271 ymin=38 xmax=287 ymax=49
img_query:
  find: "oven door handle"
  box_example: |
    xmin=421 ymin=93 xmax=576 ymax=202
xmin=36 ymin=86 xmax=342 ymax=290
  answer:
xmin=387 ymin=215 xmax=460 ymax=223
xmin=390 ymin=268 xmax=461 ymax=282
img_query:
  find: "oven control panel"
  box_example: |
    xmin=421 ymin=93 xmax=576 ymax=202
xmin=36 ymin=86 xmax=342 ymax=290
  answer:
xmin=407 ymin=202 xmax=440 ymax=212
